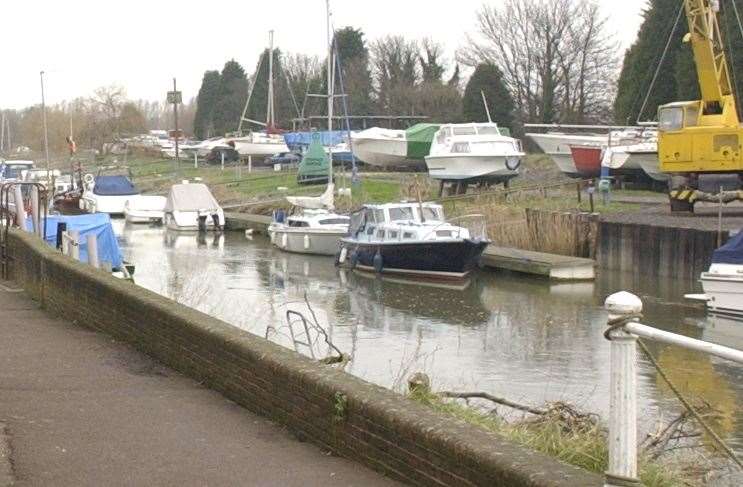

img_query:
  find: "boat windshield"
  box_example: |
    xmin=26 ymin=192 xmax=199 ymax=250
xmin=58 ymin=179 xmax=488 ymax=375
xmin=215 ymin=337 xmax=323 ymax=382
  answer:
xmin=453 ymin=126 xmax=477 ymax=136
xmin=388 ymin=206 xmax=415 ymax=221
xmin=422 ymin=207 xmax=443 ymax=221
xmin=475 ymin=126 xmax=501 ymax=136
xmin=319 ymin=218 xmax=349 ymax=225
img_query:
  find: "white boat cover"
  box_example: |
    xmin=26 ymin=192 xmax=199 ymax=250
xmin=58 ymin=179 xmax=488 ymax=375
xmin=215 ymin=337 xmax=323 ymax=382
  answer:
xmin=286 ymin=184 xmax=335 ymax=210
xmin=165 ymin=183 xmax=220 ymax=212
xmin=126 ymin=195 xmax=167 ymax=211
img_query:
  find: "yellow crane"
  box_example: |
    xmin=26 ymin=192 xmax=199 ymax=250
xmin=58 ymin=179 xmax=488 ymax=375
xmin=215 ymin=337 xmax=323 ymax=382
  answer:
xmin=658 ymin=0 xmax=743 ymax=211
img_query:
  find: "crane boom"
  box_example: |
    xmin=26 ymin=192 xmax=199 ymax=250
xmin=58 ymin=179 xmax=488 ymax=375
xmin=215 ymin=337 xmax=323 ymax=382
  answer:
xmin=684 ymin=0 xmax=734 ymax=112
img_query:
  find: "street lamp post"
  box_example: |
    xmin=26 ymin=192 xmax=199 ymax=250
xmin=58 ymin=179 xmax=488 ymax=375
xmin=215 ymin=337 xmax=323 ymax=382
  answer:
xmin=40 ymin=71 xmax=50 ymax=173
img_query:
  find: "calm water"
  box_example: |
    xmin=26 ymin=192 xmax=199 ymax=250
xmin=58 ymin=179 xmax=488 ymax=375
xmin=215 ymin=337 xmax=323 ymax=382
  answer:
xmin=114 ymin=221 xmax=743 ymax=469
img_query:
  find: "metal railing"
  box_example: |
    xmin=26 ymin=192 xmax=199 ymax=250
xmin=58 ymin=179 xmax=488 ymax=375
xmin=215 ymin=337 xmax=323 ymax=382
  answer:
xmin=421 ymin=213 xmax=489 ymax=241
xmin=603 ymin=292 xmax=743 ymax=486
xmin=0 ymin=182 xmax=49 ymax=279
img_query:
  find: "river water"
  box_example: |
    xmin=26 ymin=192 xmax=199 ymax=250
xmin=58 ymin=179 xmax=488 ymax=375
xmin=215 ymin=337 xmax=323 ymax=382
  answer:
xmin=115 ymin=221 xmax=743 ymax=472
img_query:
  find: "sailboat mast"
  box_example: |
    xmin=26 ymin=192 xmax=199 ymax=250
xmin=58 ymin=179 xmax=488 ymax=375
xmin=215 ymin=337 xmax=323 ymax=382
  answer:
xmin=481 ymin=90 xmax=493 ymax=123
xmin=326 ymin=0 xmax=333 ymax=180
xmin=267 ymin=30 xmax=275 ymax=129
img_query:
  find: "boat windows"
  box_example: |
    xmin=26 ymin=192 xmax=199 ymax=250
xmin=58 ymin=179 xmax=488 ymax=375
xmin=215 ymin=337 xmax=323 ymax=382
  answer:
xmin=422 ymin=207 xmax=442 ymax=221
xmin=388 ymin=206 xmax=414 ymax=221
xmin=436 ymin=230 xmax=453 ymax=238
xmin=318 ymin=218 xmax=350 ymax=225
xmin=373 ymin=209 xmax=386 ymax=223
xmin=366 ymin=226 xmax=375 ymax=236
xmin=376 ymin=229 xmax=385 ymax=239
xmin=452 ymin=142 xmax=471 ymax=153
xmin=403 ymin=232 xmax=414 ymax=239
xmin=453 ymin=126 xmax=477 ymax=136
xmin=475 ymin=125 xmax=501 ymax=136
xmin=388 ymin=231 xmax=399 ymax=239
xmin=472 ymin=141 xmax=517 ymax=152
xmin=288 ymin=220 xmax=310 ymax=228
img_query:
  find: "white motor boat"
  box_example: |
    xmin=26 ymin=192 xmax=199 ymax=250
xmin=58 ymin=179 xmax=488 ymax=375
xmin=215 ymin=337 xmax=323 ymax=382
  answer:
xmin=526 ymin=133 xmax=606 ymax=177
xmin=337 ymin=202 xmax=489 ymax=281
xmin=124 ymin=195 xmax=167 ymax=223
xmin=194 ymin=137 xmax=229 ymax=157
xmin=694 ymin=231 xmax=743 ymax=319
xmin=228 ymin=132 xmax=289 ymax=158
xmin=80 ymin=169 xmax=140 ymax=215
xmin=425 ymin=123 xmax=524 ymax=184
xmin=626 ymin=141 xmax=666 ymax=182
xmin=0 ymin=160 xmax=35 ymax=182
xmin=163 ymin=182 xmax=225 ymax=231
xmin=351 ymin=127 xmax=410 ymax=167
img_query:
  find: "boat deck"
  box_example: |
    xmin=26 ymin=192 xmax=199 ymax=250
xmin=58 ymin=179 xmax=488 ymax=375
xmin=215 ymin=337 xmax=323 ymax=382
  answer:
xmin=480 ymin=246 xmax=596 ymax=280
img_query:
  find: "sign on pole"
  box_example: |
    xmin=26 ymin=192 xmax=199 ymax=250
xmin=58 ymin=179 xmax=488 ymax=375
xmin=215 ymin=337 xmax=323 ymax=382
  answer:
xmin=167 ymin=91 xmax=182 ymax=104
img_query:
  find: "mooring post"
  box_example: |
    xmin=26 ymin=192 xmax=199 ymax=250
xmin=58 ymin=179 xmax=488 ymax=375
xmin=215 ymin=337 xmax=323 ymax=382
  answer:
xmin=221 ymin=152 xmax=225 ymax=171
xmin=194 ymin=152 xmax=198 ymax=169
xmin=70 ymin=230 xmax=80 ymax=261
xmin=604 ymin=291 xmax=643 ymax=487
xmin=61 ymin=231 xmax=70 ymax=256
xmin=87 ymin=234 xmax=99 ymax=268
xmin=30 ymin=186 xmax=40 ymax=236
xmin=13 ymin=185 xmax=27 ymax=231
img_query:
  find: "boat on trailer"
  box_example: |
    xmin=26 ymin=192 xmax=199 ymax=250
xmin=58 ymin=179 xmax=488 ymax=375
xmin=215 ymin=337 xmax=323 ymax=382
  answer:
xmin=337 ymin=202 xmax=490 ymax=281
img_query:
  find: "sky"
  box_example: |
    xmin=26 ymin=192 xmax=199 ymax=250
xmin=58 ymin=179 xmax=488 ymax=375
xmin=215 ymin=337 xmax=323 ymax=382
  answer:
xmin=0 ymin=0 xmax=649 ymax=110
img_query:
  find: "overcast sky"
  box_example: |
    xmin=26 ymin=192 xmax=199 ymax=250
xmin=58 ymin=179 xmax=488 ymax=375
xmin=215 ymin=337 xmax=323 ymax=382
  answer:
xmin=0 ymin=0 xmax=648 ymax=110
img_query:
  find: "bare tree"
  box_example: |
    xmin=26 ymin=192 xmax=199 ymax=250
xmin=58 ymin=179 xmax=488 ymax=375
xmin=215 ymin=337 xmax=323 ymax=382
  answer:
xmin=370 ymin=36 xmax=420 ymax=115
xmin=459 ymin=0 xmax=617 ymax=124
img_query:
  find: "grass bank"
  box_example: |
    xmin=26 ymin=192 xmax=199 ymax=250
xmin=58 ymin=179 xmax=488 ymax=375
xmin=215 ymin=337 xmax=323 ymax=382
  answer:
xmin=409 ymin=389 xmax=689 ymax=487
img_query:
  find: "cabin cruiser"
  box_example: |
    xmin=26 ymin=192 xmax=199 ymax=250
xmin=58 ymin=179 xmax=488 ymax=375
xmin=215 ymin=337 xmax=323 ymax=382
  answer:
xmin=124 ymin=195 xmax=167 ymax=223
xmin=600 ymin=131 xmax=658 ymax=178
xmin=268 ymin=184 xmax=350 ymax=256
xmin=689 ymin=231 xmax=743 ymax=319
xmin=80 ymin=168 xmax=140 ymax=215
xmin=163 ymin=182 xmax=224 ymax=231
xmin=425 ymin=123 xmax=523 ymax=184
xmin=351 ymin=124 xmax=439 ymax=168
xmin=338 ymin=202 xmax=489 ymax=280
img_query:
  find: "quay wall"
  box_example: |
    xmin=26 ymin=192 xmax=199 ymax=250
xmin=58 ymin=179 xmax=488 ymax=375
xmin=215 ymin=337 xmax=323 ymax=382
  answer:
xmin=597 ymin=222 xmax=727 ymax=280
xmin=5 ymin=229 xmax=600 ymax=487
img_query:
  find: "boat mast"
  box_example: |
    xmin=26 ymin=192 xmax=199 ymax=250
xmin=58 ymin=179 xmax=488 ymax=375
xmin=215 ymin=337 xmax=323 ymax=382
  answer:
xmin=481 ymin=90 xmax=493 ymax=123
xmin=326 ymin=0 xmax=334 ymax=181
xmin=267 ymin=30 xmax=275 ymax=130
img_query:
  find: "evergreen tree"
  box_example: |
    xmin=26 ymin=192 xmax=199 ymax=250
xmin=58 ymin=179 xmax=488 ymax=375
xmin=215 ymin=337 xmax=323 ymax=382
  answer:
xmin=193 ymin=70 xmax=221 ymax=139
xmin=462 ymin=63 xmax=515 ymax=130
xmin=211 ymin=60 xmax=248 ymax=136
xmin=448 ymin=65 xmax=461 ymax=89
xmin=334 ymin=27 xmax=373 ymax=123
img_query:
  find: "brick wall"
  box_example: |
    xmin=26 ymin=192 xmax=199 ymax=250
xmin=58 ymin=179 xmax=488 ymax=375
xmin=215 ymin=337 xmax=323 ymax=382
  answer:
xmin=7 ymin=229 xmax=600 ymax=487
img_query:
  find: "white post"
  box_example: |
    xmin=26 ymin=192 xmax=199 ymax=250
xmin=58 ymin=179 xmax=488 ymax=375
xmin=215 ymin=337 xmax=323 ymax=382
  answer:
xmin=86 ymin=233 xmax=99 ymax=268
xmin=13 ymin=185 xmax=27 ymax=231
xmin=70 ymin=230 xmax=80 ymax=261
xmin=62 ymin=231 xmax=70 ymax=255
xmin=221 ymin=151 xmax=225 ymax=171
xmin=194 ymin=152 xmax=198 ymax=169
xmin=604 ymin=292 xmax=642 ymax=487
xmin=248 ymin=155 xmax=252 ymax=173
xmin=30 ymin=186 xmax=40 ymax=236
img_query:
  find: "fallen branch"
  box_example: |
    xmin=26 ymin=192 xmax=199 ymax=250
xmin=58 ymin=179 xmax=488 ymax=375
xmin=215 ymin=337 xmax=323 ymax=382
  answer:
xmin=440 ymin=391 xmax=547 ymax=416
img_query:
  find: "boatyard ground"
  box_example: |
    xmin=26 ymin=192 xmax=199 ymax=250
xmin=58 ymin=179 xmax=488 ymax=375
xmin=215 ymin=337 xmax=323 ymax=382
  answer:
xmin=0 ymin=283 xmax=397 ymax=486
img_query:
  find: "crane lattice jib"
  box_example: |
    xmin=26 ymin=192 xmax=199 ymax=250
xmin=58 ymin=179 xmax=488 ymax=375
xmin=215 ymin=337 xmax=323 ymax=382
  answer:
xmin=685 ymin=0 xmax=734 ymax=109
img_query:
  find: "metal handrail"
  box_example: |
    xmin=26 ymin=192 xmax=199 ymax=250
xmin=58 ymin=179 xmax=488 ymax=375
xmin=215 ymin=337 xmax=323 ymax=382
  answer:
xmin=420 ymin=213 xmax=488 ymax=241
xmin=0 ymin=182 xmax=49 ymax=279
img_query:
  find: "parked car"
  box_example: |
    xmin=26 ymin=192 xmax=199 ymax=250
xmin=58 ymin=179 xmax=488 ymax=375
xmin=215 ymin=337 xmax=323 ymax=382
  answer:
xmin=205 ymin=147 xmax=240 ymax=165
xmin=264 ymin=152 xmax=301 ymax=166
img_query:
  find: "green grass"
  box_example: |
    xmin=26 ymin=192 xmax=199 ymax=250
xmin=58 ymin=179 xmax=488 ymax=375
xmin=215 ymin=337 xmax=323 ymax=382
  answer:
xmin=409 ymin=389 xmax=689 ymax=487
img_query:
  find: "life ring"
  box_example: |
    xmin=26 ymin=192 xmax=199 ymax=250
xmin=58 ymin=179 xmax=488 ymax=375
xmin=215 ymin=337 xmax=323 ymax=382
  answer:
xmin=373 ymin=252 xmax=384 ymax=273
xmin=505 ymin=157 xmax=521 ymax=171
xmin=83 ymin=173 xmax=94 ymax=186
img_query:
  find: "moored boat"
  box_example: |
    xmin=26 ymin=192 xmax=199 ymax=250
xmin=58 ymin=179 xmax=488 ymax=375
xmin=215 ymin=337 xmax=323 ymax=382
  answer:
xmin=80 ymin=167 xmax=140 ymax=215
xmin=425 ymin=123 xmax=523 ymax=184
xmin=124 ymin=195 xmax=167 ymax=223
xmin=698 ymin=231 xmax=743 ymax=319
xmin=337 ymin=202 xmax=489 ymax=281
xmin=163 ymin=182 xmax=225 ymax=231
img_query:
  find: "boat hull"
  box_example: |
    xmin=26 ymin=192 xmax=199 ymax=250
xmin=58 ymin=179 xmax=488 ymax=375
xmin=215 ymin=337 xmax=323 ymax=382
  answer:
xmin=569 ymin=146 xmax=602 ymax=177
xmin=339 ymin=239 xmax=488 ymax=280
xmin=351 ymin=137 xmax=411 ymax=167
xmin=269 ymin=227 xmax=345 ymax=256
xmin=81 ymin=193 xmax=138 ymax=215
xmin=632 ymin=151 xmax=668 ymax=182
xmin=125 ymin=209 xmax=164 ymax=224
xmin=164 ymin=210 xmax=225 ymax=232
xmin=527 ymin=133 xmax=606 ymax=178
xmin=230 ymin=138 xmax=289 ymax=157
xmin=701 ymin=273 xmax=743 ymax=319
xmin=424 ymin=155 xmax=519 ymax=182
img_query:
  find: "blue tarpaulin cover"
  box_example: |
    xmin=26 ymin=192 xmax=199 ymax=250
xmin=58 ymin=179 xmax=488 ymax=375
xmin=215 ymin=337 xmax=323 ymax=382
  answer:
xmin=712 ymin=230 xmax=743 ymax=265
xmin=283 ymin=131 xmax=348 ymax=150
xmin=93 ymin=176 xmax=138 ymax=196
xmin=28 ymin=214 xmax=124 ymax=269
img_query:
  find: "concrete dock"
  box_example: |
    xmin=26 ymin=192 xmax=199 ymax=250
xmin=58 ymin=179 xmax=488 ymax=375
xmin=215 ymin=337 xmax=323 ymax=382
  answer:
xmin=0 ymin=282 xmax=398 ymax=487
xmin=480 ymin=246 xmax=596 ymax=280
xmin=224 ymin=212 xmax=272 ymax=234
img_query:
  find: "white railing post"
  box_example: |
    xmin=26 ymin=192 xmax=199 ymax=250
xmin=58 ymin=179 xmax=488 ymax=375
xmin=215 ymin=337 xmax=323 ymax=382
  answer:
xmin=30 ymin=186 xmax=40 ymax=236
xmin=13 ymin=185 xmax=27 ymax=231
xmin=70 ymin=230 xmax=80 ymax=261
xmin=62 ymin=231 xmax=70 ymax=255
xmin=194 ymin=152 xmax=198 ymax=169
xmin=87 ymin=233 xmax=99 ymax=268
xmin=604 ymin=291 xmax=642 ymax=487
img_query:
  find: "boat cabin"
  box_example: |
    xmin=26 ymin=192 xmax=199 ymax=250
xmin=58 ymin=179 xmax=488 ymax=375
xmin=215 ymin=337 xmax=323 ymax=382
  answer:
xmin=281 ymin=208 xmax=350 ymax=229
xmin=347 ymin=202 xmax=472 ymax=243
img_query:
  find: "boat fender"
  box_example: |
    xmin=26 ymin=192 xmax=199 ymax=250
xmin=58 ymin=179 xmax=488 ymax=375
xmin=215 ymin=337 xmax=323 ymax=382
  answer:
xmin=505 ymin=156 xmax=521 ymax=171
xmin=337 ymin=247 xmax=348 ymax=266
xmin=349 ymin=250 xmax=359 ymax=269
xmin=373 ymin=252 xmax=384 ymax=273
xmin=304 ymin=234 xmax=311 ymax=250
xmin=281 ymin=233 xmax=288 ymax=248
